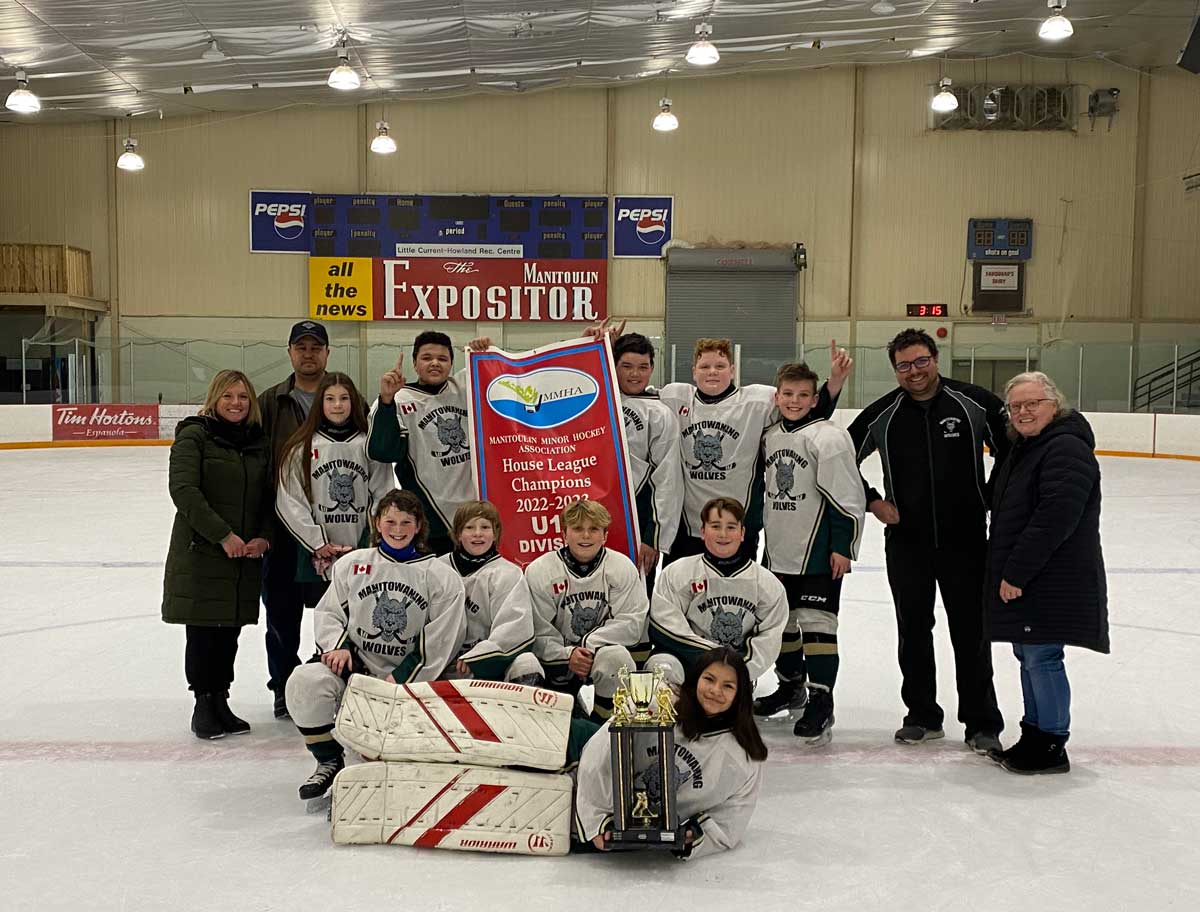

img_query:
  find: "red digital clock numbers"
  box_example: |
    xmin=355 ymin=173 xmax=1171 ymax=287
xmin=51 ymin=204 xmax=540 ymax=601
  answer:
xmin=906 ymin=304 xmax=946 ymax=318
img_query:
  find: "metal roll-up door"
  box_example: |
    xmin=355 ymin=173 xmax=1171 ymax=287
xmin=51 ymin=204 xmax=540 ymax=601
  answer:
xmin=665 ymin=248 xmax=798 ymax=385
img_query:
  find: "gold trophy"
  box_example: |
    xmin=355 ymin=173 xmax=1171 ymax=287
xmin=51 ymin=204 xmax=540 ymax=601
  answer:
xmin=608 ymin=667 xmax=683 ymax=850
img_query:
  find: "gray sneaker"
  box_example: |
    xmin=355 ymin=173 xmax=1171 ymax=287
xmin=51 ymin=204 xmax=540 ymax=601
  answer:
xmin=965 ymin=732 xmax=1003 ymax=755
xmin=894 ymin=724 xmax=945 ymax=744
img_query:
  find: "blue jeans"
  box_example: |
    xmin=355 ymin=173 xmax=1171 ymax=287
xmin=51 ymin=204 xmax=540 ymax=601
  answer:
xmin=1013 ymin=643 xmax=1071 ymax=736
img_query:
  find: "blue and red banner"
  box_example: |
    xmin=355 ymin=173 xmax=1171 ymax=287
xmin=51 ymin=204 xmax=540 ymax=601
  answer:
xmin=466 ymin=337 xmax=639 ymax=568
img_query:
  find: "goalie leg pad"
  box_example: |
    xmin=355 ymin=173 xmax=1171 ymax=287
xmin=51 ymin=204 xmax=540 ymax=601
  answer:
xmin=334 ymin=674 xmax=573 ymax=770
xmin=331 ymin=761 xmax=570 ymax=856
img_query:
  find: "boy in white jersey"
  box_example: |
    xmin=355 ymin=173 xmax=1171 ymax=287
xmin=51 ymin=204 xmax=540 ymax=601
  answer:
xmin=753 ymin=363 xmax=865 ymax=746
xmin=659 ymin=339 xmax=851 ymax=564
xmin=441 ymin=500 xmax=544 ymax=684
xmin=285 ymin=490 xmax=466 ymax=801
xmin=369 ymin=331 xmax=476 ymax=555
xmin=646 ymin=497 xmax=788 ymax=688
xmin=524 ymin=500 xmax=646 ymax=722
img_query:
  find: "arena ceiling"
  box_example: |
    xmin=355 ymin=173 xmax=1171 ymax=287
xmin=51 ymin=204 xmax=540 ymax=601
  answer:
xmin=0 ymin=0 xmax=1196 ymax=123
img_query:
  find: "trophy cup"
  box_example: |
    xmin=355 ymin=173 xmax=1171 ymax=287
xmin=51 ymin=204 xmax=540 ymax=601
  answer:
xmin=608 ymin=667 xmax=684 ymax=850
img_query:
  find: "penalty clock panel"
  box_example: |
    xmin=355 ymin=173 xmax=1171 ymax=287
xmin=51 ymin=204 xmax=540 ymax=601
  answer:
xmin=310 ymin=194 xmax=609 ymax=260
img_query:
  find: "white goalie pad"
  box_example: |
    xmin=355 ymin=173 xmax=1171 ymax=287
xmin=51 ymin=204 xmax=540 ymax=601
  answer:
xmin=331 ymin=761 xmax=571 ymax=856
xmin=334 ymin=674 xmax=572 ymax=771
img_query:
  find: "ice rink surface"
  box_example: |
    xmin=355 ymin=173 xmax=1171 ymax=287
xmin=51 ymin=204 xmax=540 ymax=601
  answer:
xmin=1 ymin=447 xmax=1198 ymax=912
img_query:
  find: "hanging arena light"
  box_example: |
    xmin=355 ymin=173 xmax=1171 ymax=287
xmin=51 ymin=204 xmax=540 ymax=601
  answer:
xmin=931 ymin=77 xmax=959 ymax=113
xmin=686 ymin=22 xmax=720 ymax=66
xmin=1039 ymin=0 xmax=1074 ymax=41
xmin=328 ymin=39 xmax=360 ymax=90
xmin=5 ymin=70 xmax=40 ymax=113
xmin=371 ymin=121 xmax=397 ymax=154
xmin=652 ymin=97 xmax=678 ymax=132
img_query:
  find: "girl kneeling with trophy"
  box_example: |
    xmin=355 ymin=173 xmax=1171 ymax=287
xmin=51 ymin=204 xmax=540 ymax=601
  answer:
xmin=573 ymin=646 xmax=767 ymax=858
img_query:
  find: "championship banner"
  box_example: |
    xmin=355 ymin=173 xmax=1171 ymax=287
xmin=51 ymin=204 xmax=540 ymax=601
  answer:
xmin=466 ymin=337 xmax=638 ymax=568
xmin=52 ymin=404 xmax=159 ymax=441
xmin=307 ymin=193 xmax=608 ymax=323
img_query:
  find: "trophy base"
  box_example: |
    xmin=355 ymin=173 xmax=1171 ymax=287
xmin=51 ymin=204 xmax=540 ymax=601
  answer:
xmin=608 ymin=827 xmax=685 ymax=851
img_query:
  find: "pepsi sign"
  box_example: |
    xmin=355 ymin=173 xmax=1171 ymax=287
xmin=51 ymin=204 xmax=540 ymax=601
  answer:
xmin=250 ymin=190 xmax=313 ymax=254
xmin=612 ymin=195 xmax=673 ymax=258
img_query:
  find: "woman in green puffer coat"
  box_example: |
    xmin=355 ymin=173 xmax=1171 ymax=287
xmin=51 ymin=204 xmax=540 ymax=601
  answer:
xmin=162 ymin=369 xmax=272 ymax=740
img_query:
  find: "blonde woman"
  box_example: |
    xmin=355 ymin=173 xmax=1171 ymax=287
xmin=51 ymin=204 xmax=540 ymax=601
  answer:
xmin=162 ymin=370 xmax=273 ymax=740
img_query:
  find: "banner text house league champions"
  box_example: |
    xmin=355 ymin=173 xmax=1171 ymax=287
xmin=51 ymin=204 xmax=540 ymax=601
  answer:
xmin=467 ymin=337 xmax=639 ymax=568
xmin=260 ymin=192 xmax=608 ymax=323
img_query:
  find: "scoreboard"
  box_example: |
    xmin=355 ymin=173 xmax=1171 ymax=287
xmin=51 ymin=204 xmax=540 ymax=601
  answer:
xmin=308 ymin=194 xmax=608 ymax=260
xmin=967 ymin=218 xmax=1033 ymax=261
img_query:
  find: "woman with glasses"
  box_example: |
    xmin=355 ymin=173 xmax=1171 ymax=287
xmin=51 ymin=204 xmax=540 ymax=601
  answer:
xmin=986 ymin=372 xmax=1108 ymax=775
xmin=846 ymin=328 xmax=1008 ymax=753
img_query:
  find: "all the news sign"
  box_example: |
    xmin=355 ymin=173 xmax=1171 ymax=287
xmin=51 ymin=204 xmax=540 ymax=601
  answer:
xmin=52 ymin=405 xmax=159 ymax=441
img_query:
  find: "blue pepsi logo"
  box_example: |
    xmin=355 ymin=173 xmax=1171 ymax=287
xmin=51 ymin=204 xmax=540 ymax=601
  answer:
xmin=486 ymin=368 xmax=599 ymax=429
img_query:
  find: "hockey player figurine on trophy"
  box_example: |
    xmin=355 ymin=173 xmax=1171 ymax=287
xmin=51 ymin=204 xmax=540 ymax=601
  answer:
xmin=607 ymin=667 xmax=684 ymax=850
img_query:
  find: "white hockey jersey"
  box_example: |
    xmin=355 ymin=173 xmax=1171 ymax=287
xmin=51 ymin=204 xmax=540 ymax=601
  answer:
xmin=275 ymin=430 xmax=395 ymax=555
xmin=621 ymin=392 xmax=683 ymax=554
xmin=367 ymin=368 xmax=476 ymax=540
xmin=658 ymin=383 xmax=777 ymax=537
xmin=649 ymin=554 xmax=787 ymax=684
xmin=315 ymin=547 xmax=466 ymax=682
xmin=525 ymin=548 xmax=648 ymax=669
xmin=762 ymin=417 xmax=866 ymax=575
xmin=440 ymin=551 xmax=536 ymax=680
xmin=574 ymin=721 xmax=764 ymax=860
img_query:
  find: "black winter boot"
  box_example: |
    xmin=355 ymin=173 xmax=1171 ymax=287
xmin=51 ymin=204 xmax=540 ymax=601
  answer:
xmin=214 ymin=692 xmax=251 ymax=735
xmin=990 ymin=720 xmax=1037 ymax=764
xmin=191 ymin=693 xmax=226 ymax=740
xmin=1000 ymin=727 xmax=1070 ymax=775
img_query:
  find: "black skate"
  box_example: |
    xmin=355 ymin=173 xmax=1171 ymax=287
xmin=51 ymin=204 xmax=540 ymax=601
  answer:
xmin=753 ymin=681 xmax=808 ymax=720
xmin=793 ymin=685 xmax=834 ymax=746
xmin=298 ymin=755 xmax=345 ymax=801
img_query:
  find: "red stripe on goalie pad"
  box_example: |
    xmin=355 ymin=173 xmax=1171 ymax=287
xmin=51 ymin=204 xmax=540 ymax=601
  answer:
xmin=412 ymin=784 xmax=508 ymax=848
xmin=430 ymin=680 xmax=501 ymax=743
xmin=402 ymin=684 xmax=461 ymax=753
xmin=385 ymin=772 xmax=464 ymax=845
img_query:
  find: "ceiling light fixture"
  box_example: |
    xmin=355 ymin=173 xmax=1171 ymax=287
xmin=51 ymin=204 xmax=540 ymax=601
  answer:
xmin=1038 ymin=0 xmax=1074 ymax=41
xmin=201 ymin=39 xmax=226 ymax=61
xmin=652 ymin=97 xmax=678 ymax=132
xmin=117 ymin=138 xmax=144 ymax=172
xmin=371 ymin=120 xmax=396 ymax=154
xmin=686 ymin=22 xmax=720 ymax=66
xmin=327 ymin=39 xmax=360 ymax=90
xmin=871 ymin=1 xmax=897 ymax=14
xmin=5 ymin=70 xmax=40 ymax=114
xmin=931 ymin=76 xmax=959 ymax=113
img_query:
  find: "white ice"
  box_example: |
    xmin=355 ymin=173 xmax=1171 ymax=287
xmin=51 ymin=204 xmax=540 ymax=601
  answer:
xmin=1 ymin=447 xmax=1198 ymax=912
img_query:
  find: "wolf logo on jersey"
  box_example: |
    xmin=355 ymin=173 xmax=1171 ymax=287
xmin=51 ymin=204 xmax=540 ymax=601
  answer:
xmin=433 ymin=414 xmax=468 ymax=457
xmin=570 ymin=600 xmax=604 ymax=639
xmin=324 ymin=467 xmax=363 ymax=513
xmin=771 ymin=459 xmax=799 ymax=501
xmin=709 ymin=605 xmax=746 ymax=646
xmin=369 ymin=593 xmax=410 ymax=642
xmin=688 ymin=432 xmax=735 ymax=473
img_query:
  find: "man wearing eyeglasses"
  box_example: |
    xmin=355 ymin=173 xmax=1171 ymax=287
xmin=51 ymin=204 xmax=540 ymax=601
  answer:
xmin=847 ymin=328 xmax=1008 ymax=754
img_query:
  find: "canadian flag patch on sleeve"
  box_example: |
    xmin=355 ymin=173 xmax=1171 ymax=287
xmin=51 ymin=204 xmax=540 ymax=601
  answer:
xmin=352 ymin=563 xmax=372 ymax=575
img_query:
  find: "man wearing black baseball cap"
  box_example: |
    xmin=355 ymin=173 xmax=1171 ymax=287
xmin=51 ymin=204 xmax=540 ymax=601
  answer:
xmin=258 ymin=320 xmax=330 ymax=718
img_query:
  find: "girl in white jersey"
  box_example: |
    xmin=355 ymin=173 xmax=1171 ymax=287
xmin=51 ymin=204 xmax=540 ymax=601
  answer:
xmin=575 ymin=646 xmax=767 ymax=859
xmin=285 ymin=490 xmax=466 ymax=802
xmin=276 ymin=373 xmax=394 ymax=583
xmin=441 ymin=500 xmax=544 ymax=684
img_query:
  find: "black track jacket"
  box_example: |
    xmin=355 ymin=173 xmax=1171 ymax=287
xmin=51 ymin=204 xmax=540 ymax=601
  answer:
xmin=847 ymin=377 xmax=1010 ymax=548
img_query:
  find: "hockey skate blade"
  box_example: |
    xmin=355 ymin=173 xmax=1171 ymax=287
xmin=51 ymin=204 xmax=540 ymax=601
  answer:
xmin=305 ymin=794 xmax=332 ymax=816
xmin=331 ymin=761 xmax=570 ymax=855
xmin=334 ymin=674 xmax=572 ymax=771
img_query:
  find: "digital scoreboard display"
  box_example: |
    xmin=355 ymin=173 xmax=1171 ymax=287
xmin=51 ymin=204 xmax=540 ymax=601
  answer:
xmin=308 ymin=194 xmax=608 ymax=259
xmin=906 ymin=304 xmax=947 ymax=318
xmin=967 ymin=218 xmax=1033 ymax=261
